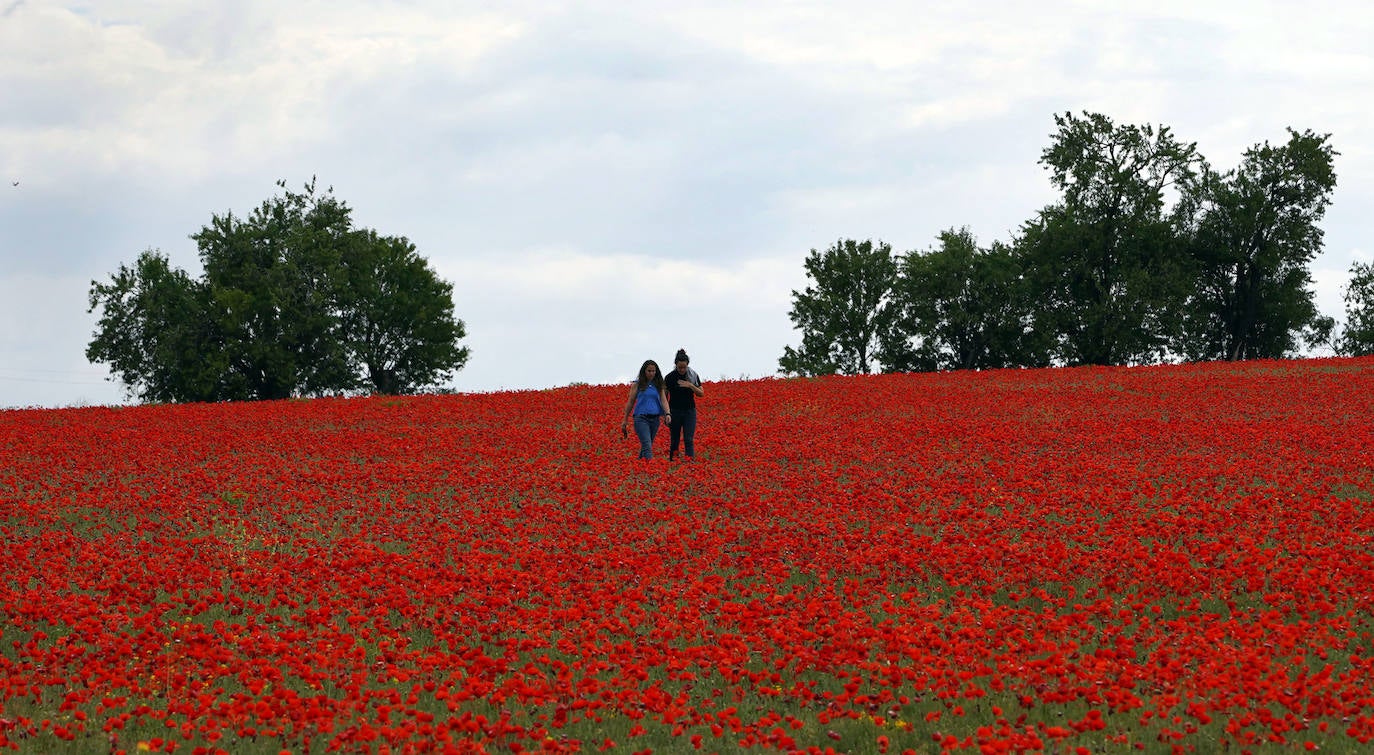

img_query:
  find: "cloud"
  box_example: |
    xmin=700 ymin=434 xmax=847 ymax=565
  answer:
xmin=0 ymin=273 xmax=123 ymax=409
xmin=0 ymin=3 xmax=524 ymax=186
xmin=3 ymin=1 xmax=1373 ymax=407
xmin=441 ymin=249 xmax=806 ymax=390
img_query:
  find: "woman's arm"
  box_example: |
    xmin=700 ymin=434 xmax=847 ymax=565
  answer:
xmin=674 ymin=375 xmax=704 ymax=397
xmin=622 ymin=385 xmax=637 ymax=424
xmin=660 ymin=388 xmax=672 ymax=416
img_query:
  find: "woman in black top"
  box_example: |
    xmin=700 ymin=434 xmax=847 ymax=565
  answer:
xmin=664 ymin=348 xmax=704 ymax=460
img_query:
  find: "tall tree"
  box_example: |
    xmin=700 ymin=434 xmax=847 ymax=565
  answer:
xmin=86 ymin=251 xmax=228 ymax=403
xmin=881 ymin=228 xmax=1047 ymax=372
xmin=88 ymin=180 xmax=470 ymax=402
xmin=336 ymin=230 xmax=471 ymax=394
xmin=193 ymin=179 xmax=354 ymax=400
xmin=1337 ymin=260 xmax=1374 ymax=356
xmin=1179 ymin=129 xmax=1338 ymax=361
xmin=779 ymin=239 xmax=897 ymax=376
xmin=1020 ymin=111 xmax=1203 ymax=366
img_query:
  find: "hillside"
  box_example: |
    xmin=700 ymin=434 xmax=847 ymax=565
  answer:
xmin=3 ymin=358 xmax=1374 ymax=753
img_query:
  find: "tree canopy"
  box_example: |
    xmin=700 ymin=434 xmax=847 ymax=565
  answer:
xmin=1020 ymin=111 xmax=1203 ymax=366
xmin=780 ymin=112 xmax=1344 ymax=376
xmin=86 ymin=252 xmax=225 ymax=403
xmin=778 ymin=239 xmax=897 ymax=377
xmin=881 ymin=228 xmax=1046 ymax=372
xmin=88 ymin=180 xmax=469 ymax=402
xmin=1180 ymin=129 xmax=1338 ymax=360
xmin=1337 ymin=261 xmax=1374 ymax=357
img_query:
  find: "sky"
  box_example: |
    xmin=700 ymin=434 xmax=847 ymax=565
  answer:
xmin=2 ymin=1 xmax=1372 ymax=408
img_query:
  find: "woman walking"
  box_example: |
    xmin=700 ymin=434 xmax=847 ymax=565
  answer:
xmin=621 ymin=359 xmax=671 ymax=460
xmin=665 ymin=348 xmax=704 ymax=460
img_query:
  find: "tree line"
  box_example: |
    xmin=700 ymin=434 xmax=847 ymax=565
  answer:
xmin=780 ymin=111 xmax=1374 ymax=376
xmin=87 ymin=180 xmax=470 ymax=402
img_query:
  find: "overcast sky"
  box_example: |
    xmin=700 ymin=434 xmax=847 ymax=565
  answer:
xmin=2 ymin=1 xmax=1372 ymax=408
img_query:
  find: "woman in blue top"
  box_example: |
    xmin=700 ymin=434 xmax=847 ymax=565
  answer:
xmin=620 ymin=359 xmax=671 ymax=460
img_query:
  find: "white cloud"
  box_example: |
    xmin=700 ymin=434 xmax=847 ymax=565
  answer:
xmin=3 ymin=0 xmax=1373 ymax=406
xmin=0 ymin=273 xmax=124 ymax=408
xmin=454 ymin=249 xmax=795 ymax=302
xmin=0 ymin=2 xmax=524 ymax=186
xmin=435 ymin=249 xmax=806 ymax=391
xmin=903 ymin=96 xmax=1014 ymax=130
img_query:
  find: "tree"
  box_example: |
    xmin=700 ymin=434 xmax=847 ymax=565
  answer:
xmin=1337 ymin=260 xmax=1374 ymax=356
xmin=881 ymin=228 xmax=1048 ymax=372
xmin=336 ymin=230 xmax=470 ymax=394
xmin=778 ymin=239 xmax=897 ymax=376
xmin=88 ymin=180 xmax=470 ymax=402
xmin=193 ymin=179 xmax=355 ymax=400
xmin=1179 ymin=129 xmax=1338 ymax=361
xmin=1019 ymin=111 xmax=1203 ymax=366
xmin=85 ymin=251 xmax=228 ymax=403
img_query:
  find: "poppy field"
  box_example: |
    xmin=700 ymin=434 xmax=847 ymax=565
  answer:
xmin=2 ymin=357 xmax=1374 ymax=754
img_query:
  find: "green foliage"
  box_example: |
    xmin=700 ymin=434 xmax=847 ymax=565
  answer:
xmin=1337 ymin=260 xmax=1374 ymax=356
xmin=1179 ymin=129 xmax=1339 ymax=360
xmin=335 ymin=230 xmax=471 ymax=395
xmin=778 ymin=239 xmax=897 ymax=376
xmin=194 ymin=179 xmax=356 ymax=400
xmin=786 ymin=112 xmax=1344 ymax=375
xmin=85 ymin=251 xmax=229 ymax=403
xmin=1020 ymin=111 xmax=1203 ymax=366
xmin=87 ymin=180 xmax=470 ymax=402
xmin=881 ymin=228 xmax=1048 ymax=372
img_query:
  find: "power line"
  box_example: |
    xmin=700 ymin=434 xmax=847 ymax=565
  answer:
xmin=0 ymin=367 xmax=112 ymax=386
xmin=0 ymin=366 xmax=104 ymax=375
xmin=0 ymin=374 xmax=111 ymax=386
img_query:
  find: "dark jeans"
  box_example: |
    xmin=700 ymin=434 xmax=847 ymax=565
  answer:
xmin=668 ymin=408 xmax=696 ymax=459
xmin=632 ymin=414 xmax=662 ymax=459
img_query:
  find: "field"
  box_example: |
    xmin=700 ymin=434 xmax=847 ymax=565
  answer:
xmin=3 ymin=358 xmax=1374 ymax=754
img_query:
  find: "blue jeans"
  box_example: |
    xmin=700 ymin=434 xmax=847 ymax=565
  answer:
xmin=669 ymin=408 xmax=696 ymax=459
xmin=633 ymin=414 xmax=662 ymax=459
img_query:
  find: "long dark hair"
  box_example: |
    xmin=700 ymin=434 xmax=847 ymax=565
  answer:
xmin=635 ymin=360 xmax=665 ymax=392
